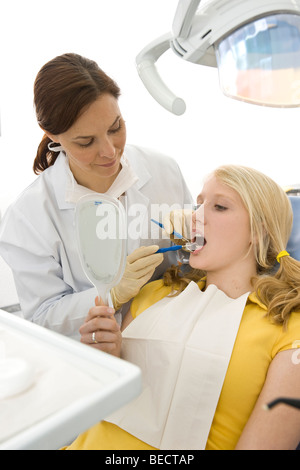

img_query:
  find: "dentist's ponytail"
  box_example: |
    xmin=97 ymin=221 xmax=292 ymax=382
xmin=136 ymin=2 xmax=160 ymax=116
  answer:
xmin=34 ymin=134 xmax=56 ymax=174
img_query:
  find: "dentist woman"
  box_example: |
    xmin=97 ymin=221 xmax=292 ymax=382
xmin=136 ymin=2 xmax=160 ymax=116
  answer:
xmin=0 ymin=53 xmax=193 ymax=340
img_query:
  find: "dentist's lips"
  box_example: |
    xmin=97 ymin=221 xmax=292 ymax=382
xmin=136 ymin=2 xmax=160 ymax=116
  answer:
xmin=95 ymin=159 xmax=117 ymax=168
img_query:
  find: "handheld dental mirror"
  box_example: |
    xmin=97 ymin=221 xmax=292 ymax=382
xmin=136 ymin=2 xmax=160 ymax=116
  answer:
xmin=75 ymin=194 xmax=127 ymax=307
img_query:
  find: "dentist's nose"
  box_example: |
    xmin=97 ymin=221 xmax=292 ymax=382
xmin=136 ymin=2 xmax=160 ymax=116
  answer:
xmin=97 ymin=137 xmax=115 ymax=158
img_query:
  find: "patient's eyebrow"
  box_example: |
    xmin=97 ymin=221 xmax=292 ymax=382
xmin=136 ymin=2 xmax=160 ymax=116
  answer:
xmin=196 ymin=192 xmax=236 ymax=205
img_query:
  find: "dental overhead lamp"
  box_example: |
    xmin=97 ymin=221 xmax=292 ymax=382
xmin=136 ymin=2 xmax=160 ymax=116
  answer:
xmin=136 ymin=0 xmax=300 ymax=114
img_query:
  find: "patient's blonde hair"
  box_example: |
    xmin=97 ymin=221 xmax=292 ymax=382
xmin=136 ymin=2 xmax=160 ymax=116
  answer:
xmin=164 ymin=165 xmax=300 ymax=326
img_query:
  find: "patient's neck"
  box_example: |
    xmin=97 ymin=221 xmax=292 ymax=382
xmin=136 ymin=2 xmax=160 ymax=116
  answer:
xmin=206 ymin=266 xmax=255 ymax=299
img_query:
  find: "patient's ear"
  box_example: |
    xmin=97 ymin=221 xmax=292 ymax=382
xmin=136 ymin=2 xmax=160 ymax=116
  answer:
xmin=252 ymin=224 xmax=268 ymax=246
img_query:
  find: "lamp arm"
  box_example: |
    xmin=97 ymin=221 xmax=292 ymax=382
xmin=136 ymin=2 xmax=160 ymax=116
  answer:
xmin=172 ymin=0 xmax=201 ymax=38
xmin=136 ymin=32 xmax=186 ymax=115
xmin=135 ymin=1 xmax=202 ymax=115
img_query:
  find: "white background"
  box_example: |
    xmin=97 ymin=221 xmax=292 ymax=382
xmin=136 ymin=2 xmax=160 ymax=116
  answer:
xmin=0 ymin=0 xmax=299 ymax=214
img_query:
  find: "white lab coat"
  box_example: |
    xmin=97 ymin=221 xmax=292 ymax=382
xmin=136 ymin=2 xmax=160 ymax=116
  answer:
xmin=0 ymin=145 xmax=193 ymax=339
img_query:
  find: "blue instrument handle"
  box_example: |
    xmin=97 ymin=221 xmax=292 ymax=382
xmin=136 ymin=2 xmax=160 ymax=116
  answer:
xmin=156 ymin=245 xmax=183 ymax=253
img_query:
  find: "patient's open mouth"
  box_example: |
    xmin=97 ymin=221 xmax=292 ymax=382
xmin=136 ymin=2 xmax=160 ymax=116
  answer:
xmin=182 ymin=234 xmax=206 ymax=253
xmin=195 ymin=234 xmax=205 ymax=247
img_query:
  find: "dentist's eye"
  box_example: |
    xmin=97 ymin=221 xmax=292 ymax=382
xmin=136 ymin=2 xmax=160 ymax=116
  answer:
xmin=78 ymin=139 xmax=94 ymax=148
xmin=108 ymin=120 xmax=123 ymax=135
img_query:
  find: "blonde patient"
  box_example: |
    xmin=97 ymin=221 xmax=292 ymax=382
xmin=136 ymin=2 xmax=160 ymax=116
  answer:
xmin=69 ymin=165 xmax=300 ymax=450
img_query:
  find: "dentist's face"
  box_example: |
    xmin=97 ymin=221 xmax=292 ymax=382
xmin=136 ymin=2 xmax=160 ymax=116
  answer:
xmin=189 ymin=175 xmax=253 ymax=273
xmin=48 ymin=94 xmax=126 ymax=187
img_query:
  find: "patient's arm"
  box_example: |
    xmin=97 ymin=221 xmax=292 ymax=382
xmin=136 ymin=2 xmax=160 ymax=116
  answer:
xmin=235 ymin=349 xmax=300 ymax=450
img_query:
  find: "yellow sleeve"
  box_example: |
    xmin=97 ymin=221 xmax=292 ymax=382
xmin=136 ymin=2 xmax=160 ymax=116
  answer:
xmin=272 ymin=311 xmax=300 ymax=357
xmin=130 ymin=279 xmax=173 ymax=319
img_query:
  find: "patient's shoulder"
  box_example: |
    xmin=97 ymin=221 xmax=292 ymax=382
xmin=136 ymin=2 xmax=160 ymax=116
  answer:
xmin=131 ymin=279 xmax=173 ymax=318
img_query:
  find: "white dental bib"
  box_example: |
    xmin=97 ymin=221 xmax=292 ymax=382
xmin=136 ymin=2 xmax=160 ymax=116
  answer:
xmin=108 ymin=281 xmax=249 ymax=449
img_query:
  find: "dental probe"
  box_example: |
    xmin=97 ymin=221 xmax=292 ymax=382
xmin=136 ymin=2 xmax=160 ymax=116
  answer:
xmin=156 ymin=245 xmax=183 ymax=253
xmin=150 ymin=219 xmax=199 ymax=252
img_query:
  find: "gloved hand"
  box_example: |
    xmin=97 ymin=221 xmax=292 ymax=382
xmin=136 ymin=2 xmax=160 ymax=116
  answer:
xmin=163 ymin=209 xmax=194 ymax=243
xmin=110 ymin=245 xmax=164 ymax=310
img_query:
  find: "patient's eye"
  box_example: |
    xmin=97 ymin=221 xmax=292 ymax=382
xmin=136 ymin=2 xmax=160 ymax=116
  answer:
xmin=215 ymin=204 xmax=227 ymax=211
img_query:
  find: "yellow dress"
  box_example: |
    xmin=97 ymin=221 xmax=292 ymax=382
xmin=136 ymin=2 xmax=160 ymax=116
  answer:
xmin=65 ymin=280 xmax=300 ymax=450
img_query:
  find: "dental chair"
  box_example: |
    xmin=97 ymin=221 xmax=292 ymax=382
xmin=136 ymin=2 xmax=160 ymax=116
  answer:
xmin=286 ymin=196 xmax=300 ymax=450
xmin=287 ymin=197 xmax=300 ymax=261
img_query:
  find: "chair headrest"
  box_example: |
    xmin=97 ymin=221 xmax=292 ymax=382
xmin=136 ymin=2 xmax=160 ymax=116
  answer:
xmin=287 ymin=197 xmax=300 ymax=261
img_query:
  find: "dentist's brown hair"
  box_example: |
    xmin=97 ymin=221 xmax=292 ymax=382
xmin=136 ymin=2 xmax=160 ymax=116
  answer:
xmin=33 ymin=53 xmax=120 ymax=174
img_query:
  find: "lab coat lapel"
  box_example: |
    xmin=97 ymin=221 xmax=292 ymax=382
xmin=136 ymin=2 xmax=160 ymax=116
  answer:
xmin=51 ymin=153 xmax=75 ymax=211
xmin=125 ymin=166 xmax=151 ymax=255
